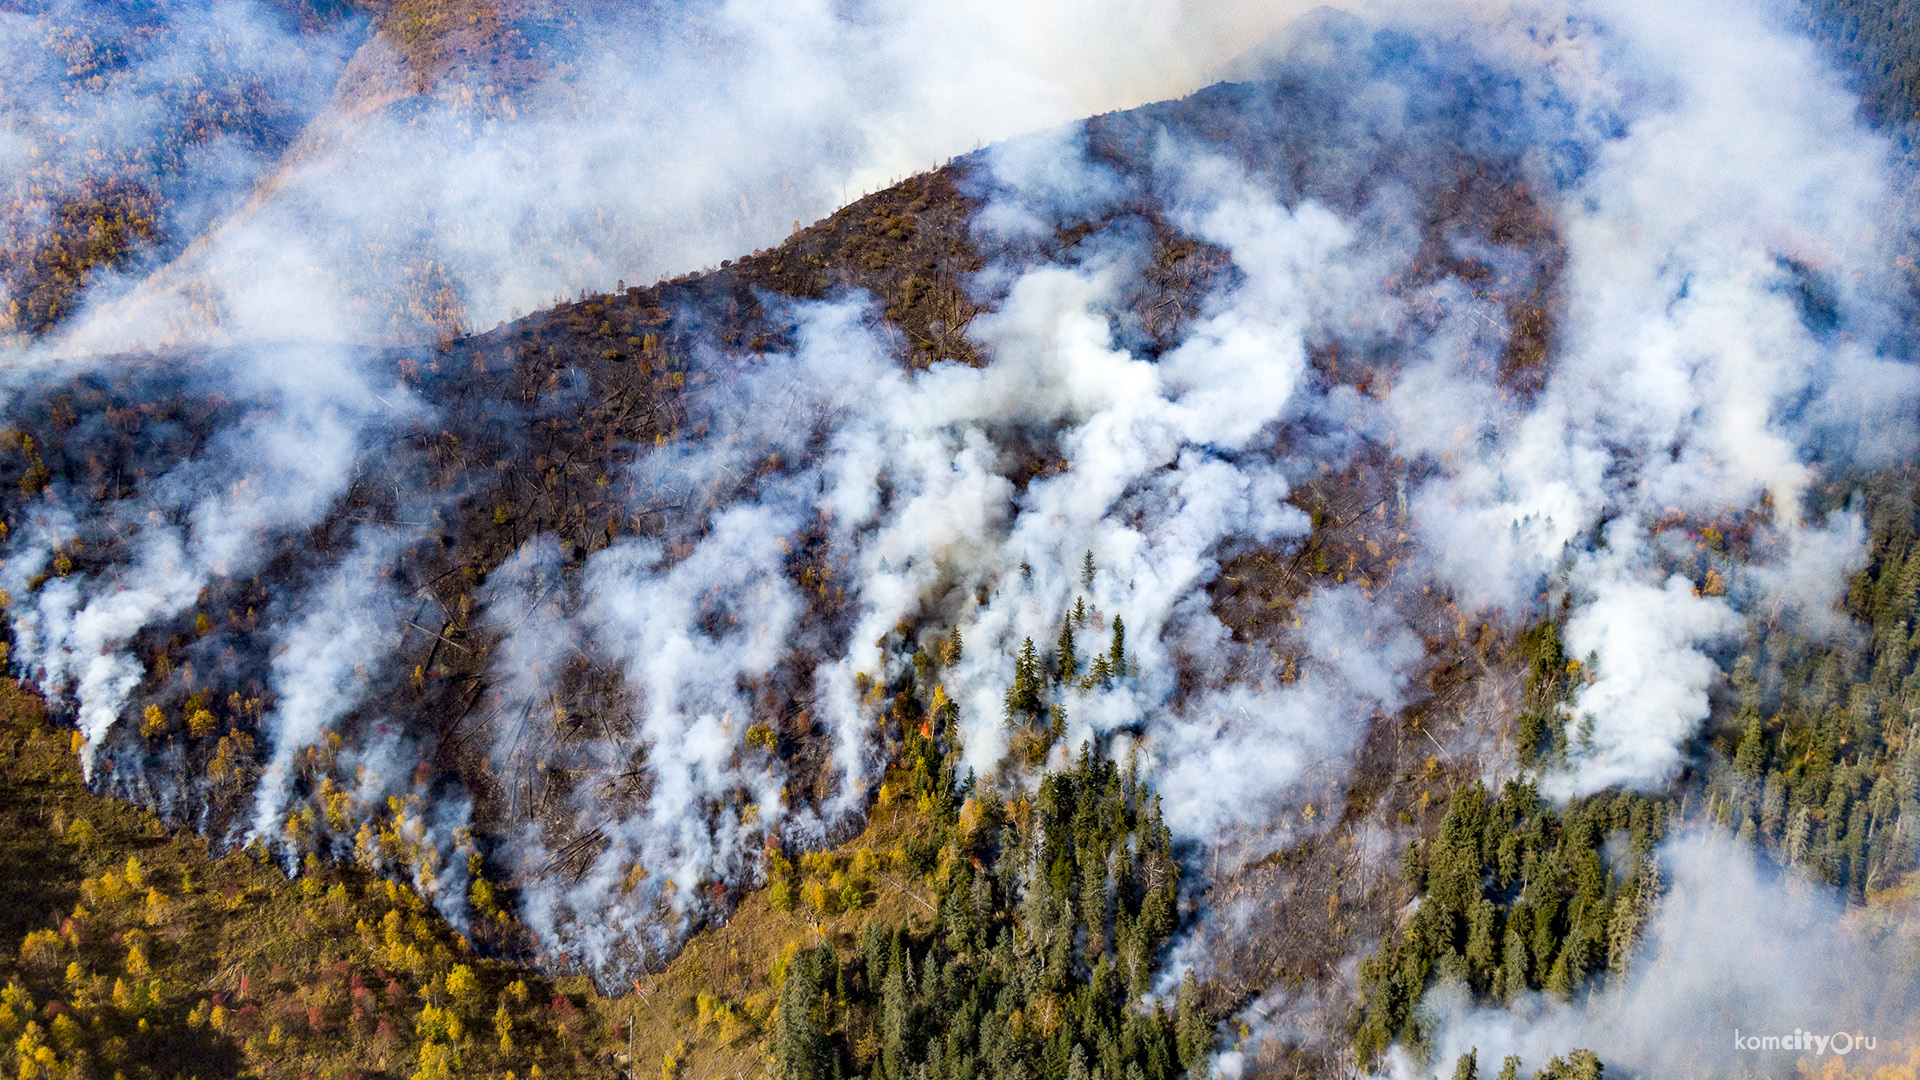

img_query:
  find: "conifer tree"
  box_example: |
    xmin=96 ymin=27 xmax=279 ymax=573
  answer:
xmin=880 ymin=953 xmax=908 ymax=1080
xmin=775 ymin=953 xmax=827 ymax=1080
xmin=1067 ymin=1044 xmax=1091 ymax=1080
xmin=1006 ymin=637 xmax=1044 ymax=721
xmin=1057 ymin=619 xmax=1078 ymax=683
xmin=1175 ymin=971 xmax=1212 ymax=1071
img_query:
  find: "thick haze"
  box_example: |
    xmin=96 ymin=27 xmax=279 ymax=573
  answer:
xmin=2 ymin=0 xmax=1919 ymax=1070
xmin=13 ymin=0 xmax=1331 ymax=354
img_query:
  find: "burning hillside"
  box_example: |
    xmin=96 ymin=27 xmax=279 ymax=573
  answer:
xmin=4 ymin=1 xmax=1920 ymax=1078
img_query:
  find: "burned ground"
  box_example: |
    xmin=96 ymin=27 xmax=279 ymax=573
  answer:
xmin=0 ymin=79 xmax=1581 ymax=1078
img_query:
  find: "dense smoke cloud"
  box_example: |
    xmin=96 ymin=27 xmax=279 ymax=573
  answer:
xmin=501 ymin=146 xmax=1424 ymax=960
xmin=25 ymin=0 xmax=1331 ymax=354
xmin=1353 ymin=0 xmax=1920 ymax=795
xmin=1 ymin=0 xmax=1917 ymax=1035
xmin=1387 ymin=833 xmax=1920 ymax=1079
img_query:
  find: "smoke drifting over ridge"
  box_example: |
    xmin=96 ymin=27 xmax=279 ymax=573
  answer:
xmin=0 ymin=0 xmax=1917 ymax=1070
xmin=13 ymin=0 xmax=1329 ymax=354
xmin=1385 ymin=0 xmax=1920 ymax=798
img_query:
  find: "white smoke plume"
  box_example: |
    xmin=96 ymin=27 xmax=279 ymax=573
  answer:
xmin=1391 ymin=832 xmax=1920 ymax=1079
xmin=1154 ymin=586 xmax=1422 ymax=847
xmin=1362 ymin=0 xmax=1920 ymax=796
xmin=247 ymin=526 xmax=409 ymax=845
xmin=0 ymin=0 xmax=1917 ymax=1016
xmin=0 ymin=344 xmax=420 ymax=776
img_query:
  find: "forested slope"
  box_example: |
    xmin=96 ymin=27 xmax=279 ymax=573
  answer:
xmin=2 ymin=3 xmax=1920 ymax=1080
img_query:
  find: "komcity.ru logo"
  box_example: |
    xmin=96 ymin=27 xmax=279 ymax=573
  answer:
xmin=1733 ymin=1030 xmax=1877 ymax=1055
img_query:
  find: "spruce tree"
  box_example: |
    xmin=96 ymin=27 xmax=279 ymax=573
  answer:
xmin=1057 ymin=619 xmax=1078 ymax=682
xmin=1499 ymin=925 xmax=1530 ymax=1000
xmin=1175 ymin=971 xmax=1212 ymax=1070
xmin=1465 ymin=898 xmax=1498 ymax=985
xmin=1066 ymin=1044 xmax=1091 ymax=1080
xmin=881 ymin=953 xmax=908 ymax=1080
xmin=775 ymin=953 xmax=828 ymax=1080
xmin=1043 ymin=1030 xmax=1072 ymax=1080
xmin=1006 ymin=637 xmax=1044 ymax=721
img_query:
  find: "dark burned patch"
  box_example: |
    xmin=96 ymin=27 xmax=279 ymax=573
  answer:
xmin=0 ymin=159 xmax=994 ymax=942
xmin=1307 ymin=338 xmax=1398 ymax=398
xmin=1102 ymin=213 xmax=1240 ymax=360
xmin=1403 ymin=160 xmax=1566 ymax=398
xmin=695 ymin=166 xmax=990 ymax=368
xmin=1188 ymin=592 xmax=1527 ymax=1077
xmin=1208 ymin=451 xmax=1416 ymax=643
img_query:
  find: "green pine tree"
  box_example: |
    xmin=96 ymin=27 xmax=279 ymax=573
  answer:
xmin=774 ymin=953 xmax=828 ymax=1080
xmin=1057 ymin=619 xmax=1078 ymax=683
xmin=1175 ymin=971 xmax=1212 ymax=1071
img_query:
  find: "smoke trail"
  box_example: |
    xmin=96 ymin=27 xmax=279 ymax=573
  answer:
xmin=1389 ymin=832 xmax=1920 ymax=1079
xmin=0 ymin=344 xmax=420 ymax=777
xmin=33 ymin=0 xmax=1335 ymax=356
xmin=247 ymin=527 xmax=409 ymax=845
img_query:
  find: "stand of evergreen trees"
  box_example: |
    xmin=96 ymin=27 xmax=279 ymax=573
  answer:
xmin=1358 ymin=476 xmax=1920 ymax=1075
xmin=1353 ymin=778 xmax=1663 ymax=1069
xmin=775 ymin=581 xmax=1210 ymax=1080
xmin=1699 ymin=475 xmax=1920 ymax=902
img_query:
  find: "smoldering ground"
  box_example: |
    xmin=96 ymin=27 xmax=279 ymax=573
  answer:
xmin=0 ymin=1 xmax=1916 ymax=1062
